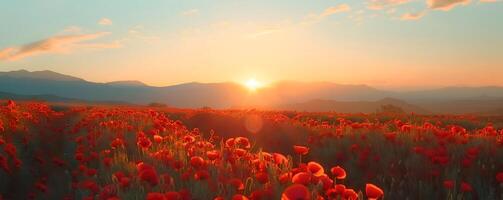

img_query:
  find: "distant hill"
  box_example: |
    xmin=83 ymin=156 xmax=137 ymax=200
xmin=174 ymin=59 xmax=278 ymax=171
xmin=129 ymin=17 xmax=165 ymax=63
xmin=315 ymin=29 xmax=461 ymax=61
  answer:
xmin=106 ymin=80 xmax=148 ymax=87
xmin=0 ymin=91 xmax=77 ymax=102
xmin=0 ymin=69 xmax=84 ymax=82
xmin=0 ymin=70 xmax=248 ymax=108
xmin=398 ymin=86 xmax=503 ymax=100
xmin=1 ymin=69 xmax=503 ymax=114
xmin=414 ymin=99 xmax=503 ymax=115
xmin=246 ymin=81 xmax=393 ymax=106
xmin=278 ymin=98 xmax=430 ymax=114
xmin=0 ymin=91 xmax=129 ymax=105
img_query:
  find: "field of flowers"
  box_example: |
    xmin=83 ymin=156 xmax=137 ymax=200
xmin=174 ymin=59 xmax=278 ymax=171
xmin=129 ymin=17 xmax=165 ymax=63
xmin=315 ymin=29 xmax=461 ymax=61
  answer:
xmin=1 ymin=100 xmax=502 ymax=200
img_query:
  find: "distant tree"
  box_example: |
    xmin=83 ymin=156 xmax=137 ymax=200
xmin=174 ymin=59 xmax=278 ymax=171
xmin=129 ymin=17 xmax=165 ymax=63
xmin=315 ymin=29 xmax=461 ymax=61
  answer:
xmin=378 ymin=104 xmax=405 ymax=114
xmin=148 ymin=102 xmax=167 ymax=107
xmin=201 ymin=106 xmax=212 ymax=110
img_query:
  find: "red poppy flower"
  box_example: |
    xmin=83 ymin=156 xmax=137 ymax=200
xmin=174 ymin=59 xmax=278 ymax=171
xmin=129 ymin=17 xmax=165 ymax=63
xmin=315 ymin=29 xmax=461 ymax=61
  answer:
xmin=232 ymin=194 xmax=249 ymax=200
xmin=13 ymin=158 xmax=21 ymax=168
xmin=140 ymin=169 xmax=159 ymax=186
xmin=190 ymin=156 xmax=206 ymax=169
xmin=110 ymin=138 xmax=124 ymax=149
xmin=281 ymin=184 xmax=311 ymax=200
xmin=119 ymin=177 xmax=131 ymax=188
xmin=461 ymin=157 xmax=473 ymax=168
xmin=80 ymin=180 xmax=99 ymax=194
xmin=293 ymin=145 xmax=309 ymax=156
xmin=35 ymin=182 xmax=48 ymax=193
xmin=206 ymin=150 xmax=220 ymax=160
xmin=52 ymin=157 xmax=66 ymax=167
xmin=228 ymin=178 xmax=245 ymax=191
xmin=292 ymin=172 xmax=312 ymax=185
xmin=443 ymin=180 xmax=454 ymax=189
xmin=460 ymin=182 xmax=472 ymax=192
xmin=343 ymin=189 xmax=358 ymax=200
xmin=255 ymin=172 xmax=269 ymax=184
xmin=0 ymin=155 xmax=9 ymax=173
xmin=178 ymin=188 xmax=191 ymax=200
xmin=250 ymin=188 xmax=273 ymax=200
xmin=86 ymin=168 xmax=97 ymax=176
xmin=99 ymin=185 xmax=117 ymax=200
xmin=6 ymin=100 xmax=16 ymax=109
xmin=318 ymin=174 xmax=333 ymax=190
xmin=273 ymin=153 xmax=288 ymax=165
xmin=183 ymin=135 xmax=196 ymax=143
xmin=234 ymin=148 xmax=247 ymax=157
xmin=138 ymin=163 xmax=159 ymax=186
xmin=137 ymin=137 xmax=152 ymax=149
xmin=153 ymin=135 xmax=163 ymax=143
xmin=279 ymin=172 xmax=292 ymax=184
xmin=194 ymin=170 xmax=210 ymax=180
xmin=292 ymin=164 xmax=307 ymax=175
xmin=137 ymin=162 xmax=154 ymax=171
xmin=235 ymin=137 xmax=251 ymax=149
xmin=147 ymin=192 xmax=167 ymax=200
xmin=103 ymin=157 xmax=112 ymax=167
xmin=365 ymin=183 xmax=384 ymax=200
xmin=225 ymin=138 xmax=235 ymax=148
xmin=496 ymin=172 xmax=503 ymax=183
xmin=330 ymin=166 xmax=346 ymax=179
xmin=307 ymin=162 xmax=324 ymax=177
xmin=326 ymin=188 xmax=337 ymax=199
xmin=165 ymin=191 xmax=182 ymax=200
xmin=161 ymin=174 xmax=174 ymax=186
xmin=3 ymin=143 xmax=17 ymax=157
xmin=335 ymin=184 xmax=346 ymax=194
xmin=75 ymin=152 xmax=85 ymax=162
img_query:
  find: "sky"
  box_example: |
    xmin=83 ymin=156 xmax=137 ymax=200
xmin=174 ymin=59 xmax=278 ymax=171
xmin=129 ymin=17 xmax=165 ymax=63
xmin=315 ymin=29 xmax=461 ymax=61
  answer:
xmin=0 ymin=0 xmax=502 ymax=90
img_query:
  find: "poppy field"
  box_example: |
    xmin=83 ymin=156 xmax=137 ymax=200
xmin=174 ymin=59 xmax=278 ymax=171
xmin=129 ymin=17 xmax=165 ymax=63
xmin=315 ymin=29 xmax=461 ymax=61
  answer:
xmin=1 ymin=100 xmax=503 ymax=200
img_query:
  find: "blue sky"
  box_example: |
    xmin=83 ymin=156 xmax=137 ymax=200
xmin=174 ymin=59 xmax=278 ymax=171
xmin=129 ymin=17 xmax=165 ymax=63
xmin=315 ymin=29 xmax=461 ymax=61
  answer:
xmin=0 ymin=0 xmax=502 ymax=89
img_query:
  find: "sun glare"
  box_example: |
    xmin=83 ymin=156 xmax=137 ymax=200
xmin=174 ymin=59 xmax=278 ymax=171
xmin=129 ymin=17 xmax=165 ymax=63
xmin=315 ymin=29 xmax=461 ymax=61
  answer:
xmin=245 ymin=79 xmax=263 ymax=91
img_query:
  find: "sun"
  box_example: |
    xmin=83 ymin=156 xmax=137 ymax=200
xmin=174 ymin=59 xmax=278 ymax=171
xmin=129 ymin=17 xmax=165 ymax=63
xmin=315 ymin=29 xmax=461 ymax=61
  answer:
xmin=244 ymin=79 xmax=263 ymax=91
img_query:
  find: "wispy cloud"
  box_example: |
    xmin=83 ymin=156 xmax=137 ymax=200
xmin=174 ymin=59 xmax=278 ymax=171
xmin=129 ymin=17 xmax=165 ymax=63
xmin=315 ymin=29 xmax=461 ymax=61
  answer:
xmin=126 ymin=25 xmax=161 ymax=43
xmin=479 ymin=0 xmax=500 ymax=2
xmin=400 ymin=11 xmax=427 ymax=20
xmin=61 ymin=26 xmax=82 ymax=34
xmin=427 ymin=0 xmax=471 ymax=11
xmin=302 ymin=4 xmax=351 ymax=25
xmin=98 ymin=18 xmax=113 ymax=26
xmin=0 ymin=48 xmax=16 ymax=60
xmin=245 ymin=28 xmax=280 ymax=39
xmin=367 ymin=0 xmax=411 ymax=10
xmin=235 ymin=4 xmax=352 ymax=39
xmin=322 ymin=4 xmax=352 ymax=17
xmin=181 ymin=9 xmax=199 ymax=17
xmin=0 ymin=32 xmax=121 ymax=61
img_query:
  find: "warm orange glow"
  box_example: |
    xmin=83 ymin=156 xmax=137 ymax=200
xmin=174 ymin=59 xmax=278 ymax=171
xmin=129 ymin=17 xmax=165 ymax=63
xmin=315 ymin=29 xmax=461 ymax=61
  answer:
xmin=244 ymin=79 xmax=263 ymax=91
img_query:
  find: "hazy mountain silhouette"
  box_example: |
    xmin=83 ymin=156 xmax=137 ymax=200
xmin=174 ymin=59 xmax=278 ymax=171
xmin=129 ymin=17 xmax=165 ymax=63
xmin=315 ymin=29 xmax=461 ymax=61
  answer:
xmin=0 ymin=70 xmax=248 ymax=108
xmin=1 ymin=69 xmax=503 ymax=114
xmin=278 ymin=98 xmax=429 ymax=114
xmin=0 ymin=69 xmax=84 ymax=82
xmin=106 ymin=80 xmax=148 ymax=87
xmin=398 ymin=86 xmax=503 ymax=100
xmin=251 ymin=81 xmax=393 ymax=105
xmin=0 ymin=91 xmax=129 ymax=105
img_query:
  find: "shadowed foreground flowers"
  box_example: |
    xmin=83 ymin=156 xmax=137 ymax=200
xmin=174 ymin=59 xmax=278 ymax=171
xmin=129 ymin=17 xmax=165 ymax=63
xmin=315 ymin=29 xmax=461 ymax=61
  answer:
xmin=0 ymin=100 xmax=502 ymax=199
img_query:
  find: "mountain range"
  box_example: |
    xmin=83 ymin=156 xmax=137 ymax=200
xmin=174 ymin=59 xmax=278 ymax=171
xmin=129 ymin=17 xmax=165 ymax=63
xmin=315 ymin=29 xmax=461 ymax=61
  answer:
xmin=1 ymin=69 xmax=503 ymax=114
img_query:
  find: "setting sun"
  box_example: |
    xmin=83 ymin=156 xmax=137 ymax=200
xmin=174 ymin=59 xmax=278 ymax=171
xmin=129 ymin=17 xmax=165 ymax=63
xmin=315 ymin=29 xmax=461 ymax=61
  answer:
xmin=244 ymin=79 xmax=263 ymax=91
